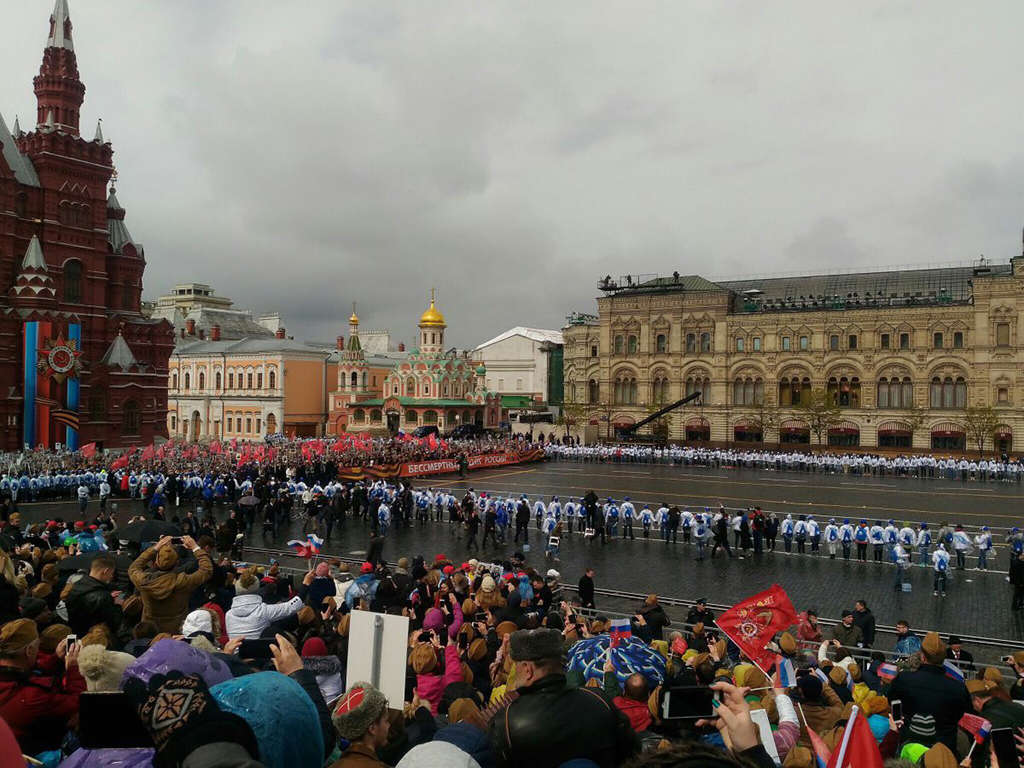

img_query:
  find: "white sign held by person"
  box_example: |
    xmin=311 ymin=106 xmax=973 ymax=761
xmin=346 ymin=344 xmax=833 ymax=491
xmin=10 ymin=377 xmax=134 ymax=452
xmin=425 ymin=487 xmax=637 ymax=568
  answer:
xmin=347 ymin=610 xmax=411 ymax=705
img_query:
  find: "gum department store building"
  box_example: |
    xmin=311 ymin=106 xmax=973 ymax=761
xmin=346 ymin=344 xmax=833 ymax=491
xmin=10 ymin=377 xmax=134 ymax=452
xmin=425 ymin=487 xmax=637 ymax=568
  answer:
xmin=563 ymin=239 xmax=1024 ymax=453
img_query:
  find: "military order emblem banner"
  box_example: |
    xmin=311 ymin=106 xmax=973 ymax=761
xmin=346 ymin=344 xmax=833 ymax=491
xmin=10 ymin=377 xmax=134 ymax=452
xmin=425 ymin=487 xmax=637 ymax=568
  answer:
xmin=714 ymin=584 xmax=797 ymax=673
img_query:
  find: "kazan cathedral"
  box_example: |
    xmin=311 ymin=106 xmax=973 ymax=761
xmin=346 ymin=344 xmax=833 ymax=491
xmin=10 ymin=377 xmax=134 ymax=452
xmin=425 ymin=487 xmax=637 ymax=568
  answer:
xmin=329 ymin=291 xmax=501 ymax=434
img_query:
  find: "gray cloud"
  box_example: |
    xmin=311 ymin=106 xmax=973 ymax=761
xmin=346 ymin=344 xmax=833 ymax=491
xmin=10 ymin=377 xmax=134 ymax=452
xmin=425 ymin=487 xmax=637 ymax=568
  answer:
xmin=3 ymin=1 xmax=1022 ymax=347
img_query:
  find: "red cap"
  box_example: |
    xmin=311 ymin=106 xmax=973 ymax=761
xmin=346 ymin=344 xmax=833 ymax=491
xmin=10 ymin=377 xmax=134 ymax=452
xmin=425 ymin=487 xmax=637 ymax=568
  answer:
xmin=74 ymin=521 xmax=85 ymax=530
xmin=360 ymin=562 xmax=373 ymax=574
xmin=88 ymin=525 xmax=98 ymax=531
xmin=460 ymin=562 xmax=469 ymax=571
xmin=434 ymin=554 xmax=446 ymax=562
xmin=502 ymin=573 xmax=515 ymax=581
xmin=442 ymin=565 xmax=455 ymax=575
xmin=46 ymin=521 xmax=59 ymax=529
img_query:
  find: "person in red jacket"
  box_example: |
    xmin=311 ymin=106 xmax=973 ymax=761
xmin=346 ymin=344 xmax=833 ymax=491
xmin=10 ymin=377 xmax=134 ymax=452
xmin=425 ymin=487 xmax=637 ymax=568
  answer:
xmin=611 ymin=671 xmax=652 ymax=732
xmin=0 ymin=619 xmax=85 ymax=756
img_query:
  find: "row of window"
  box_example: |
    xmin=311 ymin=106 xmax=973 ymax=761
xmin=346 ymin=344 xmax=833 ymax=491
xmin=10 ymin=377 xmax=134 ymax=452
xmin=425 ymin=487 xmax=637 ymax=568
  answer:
xmin=394 ymin=377 xmax=467 ymax=398
xmin=588 ymin=375 xmax=982 ymax=410
xmin=607 ymin=325 xmax=1012 ymax=355
xmin=172 ymin=370 xmax=277 ymax=391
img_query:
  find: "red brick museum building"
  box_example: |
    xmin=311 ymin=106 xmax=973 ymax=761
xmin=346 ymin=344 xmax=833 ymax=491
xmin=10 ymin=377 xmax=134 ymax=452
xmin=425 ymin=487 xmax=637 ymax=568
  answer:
xmin=0 ymin=1 xmax=173 ymax=451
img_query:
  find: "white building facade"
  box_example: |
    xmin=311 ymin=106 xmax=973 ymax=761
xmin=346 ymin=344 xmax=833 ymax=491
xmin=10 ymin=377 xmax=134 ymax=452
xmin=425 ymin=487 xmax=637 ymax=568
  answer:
xmin=475 ymin=327 xmax=564 ymax=403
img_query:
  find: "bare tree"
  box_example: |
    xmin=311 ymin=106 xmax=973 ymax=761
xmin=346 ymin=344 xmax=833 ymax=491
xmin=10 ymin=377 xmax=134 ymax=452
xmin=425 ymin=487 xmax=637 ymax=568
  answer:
xmin=557 ymin=395 xmax=588 ymax=440
xmin=795 ymin=388 xmax=843 ymax=446
xmin=962 ymin=404 xmax=1000 ymax=453
xmin=744 ymin=394 xmax=780 ymax=443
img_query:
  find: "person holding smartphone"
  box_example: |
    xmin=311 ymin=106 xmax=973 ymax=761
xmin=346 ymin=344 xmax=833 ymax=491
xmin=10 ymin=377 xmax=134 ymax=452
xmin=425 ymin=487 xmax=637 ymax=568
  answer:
xmin=967 ymin=678 xmax=1024 ymax=761
xmin=0 ymin=619 xmax=84 ymax=756
xmin=128 ymin=534 xmax=213 ymax=634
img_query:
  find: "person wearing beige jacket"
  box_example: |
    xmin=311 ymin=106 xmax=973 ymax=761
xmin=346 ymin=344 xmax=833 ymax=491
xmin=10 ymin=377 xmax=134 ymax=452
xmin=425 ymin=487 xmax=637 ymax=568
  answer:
xmin=128 ymin=535 xmax=212 ymax=634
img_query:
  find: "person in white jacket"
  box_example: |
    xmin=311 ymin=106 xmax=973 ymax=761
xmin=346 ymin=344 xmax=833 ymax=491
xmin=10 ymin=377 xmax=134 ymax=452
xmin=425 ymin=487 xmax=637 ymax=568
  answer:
xmin=226 ymin=569 xmax=306 ymax=639
xmin=974 ymin=526 xmax=993 ymax=571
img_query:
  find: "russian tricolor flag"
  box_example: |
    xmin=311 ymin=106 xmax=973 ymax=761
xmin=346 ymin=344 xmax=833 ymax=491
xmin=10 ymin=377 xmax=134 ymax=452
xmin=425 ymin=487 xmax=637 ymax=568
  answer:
xmin=943 ymin=659 xmax=965 ymax=683
xmin=308 ymin=533 xmax=324 ymax=555
xmin=288 ymin=539 xmax=314 ymax=558
xmin=609 ymin=618 xmax=632 ymax=648
xmin=959 ymin=713 xmax=992 ymax=744
xmin=775 ymin=655 xmax=796 ymax=688
xmin=877 ymin=663 xmax=898 ymax=682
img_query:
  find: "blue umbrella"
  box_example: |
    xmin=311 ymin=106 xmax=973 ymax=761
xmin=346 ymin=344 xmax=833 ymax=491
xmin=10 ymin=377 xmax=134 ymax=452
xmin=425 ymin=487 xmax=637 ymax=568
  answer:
xmin=566 ymin=635 xmax=666 ymax=688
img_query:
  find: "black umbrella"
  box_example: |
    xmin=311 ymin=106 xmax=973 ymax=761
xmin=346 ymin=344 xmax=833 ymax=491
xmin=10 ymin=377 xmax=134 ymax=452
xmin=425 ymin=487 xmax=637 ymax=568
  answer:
xmin=56 ymin=551 xmax=133 ymax=573
xmin=238 ymin=495 xmax=260 ymax=507
xmin=115 ymin=519 xmax=182 ymax=544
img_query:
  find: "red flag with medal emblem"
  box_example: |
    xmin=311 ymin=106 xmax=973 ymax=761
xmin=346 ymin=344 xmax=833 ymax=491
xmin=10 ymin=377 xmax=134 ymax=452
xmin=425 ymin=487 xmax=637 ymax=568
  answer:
xmin=714 ymin=584 xmax=797 ymax=674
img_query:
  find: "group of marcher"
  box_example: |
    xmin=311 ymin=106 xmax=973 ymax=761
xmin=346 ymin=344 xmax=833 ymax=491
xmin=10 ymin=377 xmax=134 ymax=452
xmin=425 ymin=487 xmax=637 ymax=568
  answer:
xmin=546 ymin=443 xmax=1024 ymax=482
xmin=1 ymin=511 xmax=1023 ymax=768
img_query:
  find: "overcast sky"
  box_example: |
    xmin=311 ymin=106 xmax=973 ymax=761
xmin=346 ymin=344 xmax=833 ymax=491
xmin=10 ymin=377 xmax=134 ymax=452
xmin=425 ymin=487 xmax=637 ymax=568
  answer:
xmin=4 ymin=1 xmax=1023 ymax=347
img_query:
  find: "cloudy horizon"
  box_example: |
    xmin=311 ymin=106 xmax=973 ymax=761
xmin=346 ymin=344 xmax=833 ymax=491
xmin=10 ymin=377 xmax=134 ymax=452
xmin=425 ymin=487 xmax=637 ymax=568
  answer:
xmin=3 ymin=1 xmax=1022 ymax=348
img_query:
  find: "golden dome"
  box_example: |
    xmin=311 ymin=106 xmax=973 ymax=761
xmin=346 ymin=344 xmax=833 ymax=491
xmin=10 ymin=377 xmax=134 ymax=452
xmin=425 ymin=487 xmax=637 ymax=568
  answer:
xmin=419 ymin=288 xmax=446 ymax=328
xmin=349 ymin=302 xmax=359 ymax=325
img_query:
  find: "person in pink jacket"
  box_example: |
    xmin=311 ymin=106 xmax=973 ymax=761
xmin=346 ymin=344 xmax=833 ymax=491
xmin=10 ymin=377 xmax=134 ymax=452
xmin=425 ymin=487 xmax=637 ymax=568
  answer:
xmin=409 ymin=634 xmax=463 ymax=714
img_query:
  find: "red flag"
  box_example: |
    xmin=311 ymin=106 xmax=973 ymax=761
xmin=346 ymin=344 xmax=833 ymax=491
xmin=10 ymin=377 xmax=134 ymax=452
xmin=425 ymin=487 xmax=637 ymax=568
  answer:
xmin=110 ymin=456 xmax=129 ymax=471
xmin=80 ymin=442 xmax=96 ymax=458
xmin=807 ymin=725 xmax=833 ymax=766
xmin=826 ymin=707 xmax=883 ymax=768
xmin=141 ymin=444 xmax=155 ymax=461
xmin=209 ymin=440 xmax=221 ymax=454
xmin=428 ymin=433 xmax=438 ymax=450
xmin=714 ymin=584 xmax=797 ymax=674
xmin=959 ymin=713 xmax=992 ymax=745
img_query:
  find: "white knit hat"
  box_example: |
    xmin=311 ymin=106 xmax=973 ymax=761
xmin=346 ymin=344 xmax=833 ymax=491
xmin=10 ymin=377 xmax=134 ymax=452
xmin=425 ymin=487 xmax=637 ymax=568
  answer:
xmin=181 ymin=609 xmax=214 ymax=638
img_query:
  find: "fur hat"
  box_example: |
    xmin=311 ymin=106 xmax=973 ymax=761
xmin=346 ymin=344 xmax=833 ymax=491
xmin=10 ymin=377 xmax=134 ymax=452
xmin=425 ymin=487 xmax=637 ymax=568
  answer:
xmin=155 ymin=545 xmax=178 ymax=571
xmin=332 ymin=682 xmax=389 ymax=739
xmin=479 ymin=575 xmax=496 ymax=593
xmin=509 ymin=628 xmax=563 ymax=663
xmin=410 ymin=643 xmax=437 ymax=674
xmin=778 ymin=632 xmax=797 ymax=655
xmin=78 ymin=644 xmax=135 ymax=691
xmin=297 ymin=606 xmax=316 ymax=626
xmin=235 ymin=570 xmax=260 ymax=595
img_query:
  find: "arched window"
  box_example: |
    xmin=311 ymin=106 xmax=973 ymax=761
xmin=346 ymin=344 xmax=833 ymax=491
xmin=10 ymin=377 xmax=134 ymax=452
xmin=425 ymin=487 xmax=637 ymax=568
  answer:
xmin=88 ymin=390 xmax=107 ymax=418
xmin=257 ymin=372 xmax=263 ymax=389
xmin=627 ymin=335 xmax=638 ymax=354
xmin=405 ymin=410 xmax=418 ymax=424
xmin=700 ymin=332 xmax=711 ymax=352
xmin=184 ymin=371 xmax=191 ymax=390
xmin=350 ymin=371 xmax=358 ymax=388
xmin=228 ymin=372 xmax=234 ymax=389
xmin=686 ymin=333 xmax=696 ymax=353
xmin=362 ymin=372 xmax=368 ymax=388
xmin=63 ymin=260 xmax=83 ymax=303
xmin=614 ymin=335 xmax=624 ymax=355
xmin=613 ymin=375 xmax=639 ymax=404
xmin=405 ymin=377 xmax=415 ymax=396
xmin=827 ymin=376 xmax=860 ymax=407
xmin=652 ymin=376 xmax=670 ymax=404
xmin=877 ymin=378 xmax=890 ymax=409
xmin=352 ymin=409 xmax=365 ymax=424
xmin=198 ymin=372 xmax=205 ymax=391
xmin=80 ymin=204 xmax=92 ymax=228
xmin=370 ymin=409 xmax=382 ymax=423
xmin=123 ymin=400 xmax=140 ymax=436
xmin=930 ymin=376 xmax=967 ymax=409
xmin=171 ymin=371 xmax=178 ymax=390
xmin=655 ymin=334 xmax=667 ymax=354
xmin=829 ymin=334 xmax=840 ymax=351
xmin=588 ymin=379 xmax=600 ymax=404
xmin=901 ymin=377 xmax=914 ymax=407
xmin=686 ymin=376 xmax=712 ymax=403
xmin=268 ymin=370 xmax=276 ymax=389
xmin=733 ymin=377 xmax=764 ymax=406
xmin=215 ymin=371 xmax=222 ymax=390
xmin=423 ymin=410 xmax=438 ymax=424
xmin=15 ymin=193 xmax=28 ymax=219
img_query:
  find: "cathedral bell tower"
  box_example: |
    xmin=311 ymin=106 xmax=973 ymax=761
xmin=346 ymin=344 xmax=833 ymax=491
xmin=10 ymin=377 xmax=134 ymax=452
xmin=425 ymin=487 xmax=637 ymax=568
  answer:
xmin=418 ymin=288 xmax=446 ymax=354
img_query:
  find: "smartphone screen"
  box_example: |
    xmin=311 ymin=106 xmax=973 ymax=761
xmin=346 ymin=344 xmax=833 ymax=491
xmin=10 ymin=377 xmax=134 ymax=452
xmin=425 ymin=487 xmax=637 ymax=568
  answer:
xmin=458 ymin=634 xmax=469 ymax=650
xmin=475 ymin=612 xmax=487 ymax=623
xmin=890 ymin=699 xmax=902 ymax=722
xmin=661 ymin=686 xmax=715 ymax=720
xmin=418 ymin=632 xmax=432 ymax=643
xmin=991 ymin=728 xmax=1020 ymax=766
xmin=79 ymin=692 xmax=153 ymax=749
xmin=238 ymin=638 xmax=276 ymax=659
